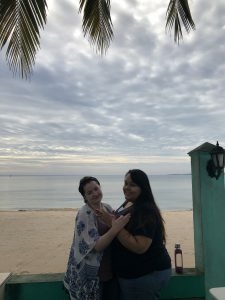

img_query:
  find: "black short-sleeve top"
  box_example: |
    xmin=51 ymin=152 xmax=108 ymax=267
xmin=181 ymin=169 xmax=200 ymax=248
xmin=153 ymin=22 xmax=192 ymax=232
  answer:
xmin=112 ymin=208 xmax=171 ymax=279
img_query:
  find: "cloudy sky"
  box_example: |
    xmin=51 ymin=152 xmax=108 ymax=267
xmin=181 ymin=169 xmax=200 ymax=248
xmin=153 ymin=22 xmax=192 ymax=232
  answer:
xmin=1 ymin=0 xmax=225 ymax=176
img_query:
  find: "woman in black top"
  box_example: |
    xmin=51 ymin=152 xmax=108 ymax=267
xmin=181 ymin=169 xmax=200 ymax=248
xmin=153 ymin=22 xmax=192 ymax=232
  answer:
xmin=112 ymin=169 xmax=171 ymax=300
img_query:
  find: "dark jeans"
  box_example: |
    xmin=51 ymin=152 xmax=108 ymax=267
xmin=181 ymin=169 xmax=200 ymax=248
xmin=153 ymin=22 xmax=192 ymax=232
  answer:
xmin=118 ymin=268 xmax=172 ymax=300
xmin=100 ymin=277 xmax=120 ymax=300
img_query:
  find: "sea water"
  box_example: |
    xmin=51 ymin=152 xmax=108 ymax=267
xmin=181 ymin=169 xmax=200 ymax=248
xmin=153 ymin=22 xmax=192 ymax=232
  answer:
xmin=0 ymin=174 xmax=192 ymax=211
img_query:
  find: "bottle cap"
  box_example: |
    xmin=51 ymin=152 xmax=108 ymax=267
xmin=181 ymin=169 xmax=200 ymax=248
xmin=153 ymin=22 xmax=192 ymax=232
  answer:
xmin=175 ymin=243 xmax=180 ymax=248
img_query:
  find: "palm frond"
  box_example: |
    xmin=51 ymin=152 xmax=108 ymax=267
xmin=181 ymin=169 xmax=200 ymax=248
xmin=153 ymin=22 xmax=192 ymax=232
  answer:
xmin=166 ymin=0 xmax=195 ymax=43
xmin=0 ymin=0 xmax=47 ymax=78
xmin=79 ymin=0 xmax=113 ymax=55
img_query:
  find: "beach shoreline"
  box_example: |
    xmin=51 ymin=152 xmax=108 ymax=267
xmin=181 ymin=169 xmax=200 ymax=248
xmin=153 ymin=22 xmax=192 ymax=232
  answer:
xmin=0 ymin=209 xmax=195 ymax=275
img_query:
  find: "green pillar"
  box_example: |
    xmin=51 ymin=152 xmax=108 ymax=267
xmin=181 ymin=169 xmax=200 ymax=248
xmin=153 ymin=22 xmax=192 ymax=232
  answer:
xmin=188 ymin=142 xmax=225 ymax=300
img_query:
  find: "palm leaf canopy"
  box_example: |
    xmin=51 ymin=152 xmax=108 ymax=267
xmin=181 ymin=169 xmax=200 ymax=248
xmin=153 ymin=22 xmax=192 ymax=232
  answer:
xmin=0 ymin=0 xmax=47 ymax=78
xmin=79 ymin=0 xmax=113 ymax=54
xmin=0 ymin=0 xmax=195 ymax=79
xmin=166 ymin=0 xmax=195 ymax=43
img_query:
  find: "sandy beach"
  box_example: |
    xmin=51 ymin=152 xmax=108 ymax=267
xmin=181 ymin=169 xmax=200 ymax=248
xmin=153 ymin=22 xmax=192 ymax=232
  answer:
xmin=0 ymin=210 xmax=195 ymax=275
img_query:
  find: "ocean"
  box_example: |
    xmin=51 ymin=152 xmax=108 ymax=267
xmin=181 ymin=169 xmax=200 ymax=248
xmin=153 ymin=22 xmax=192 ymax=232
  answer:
xmin=0 ymin=174 xmax=193 ymax=211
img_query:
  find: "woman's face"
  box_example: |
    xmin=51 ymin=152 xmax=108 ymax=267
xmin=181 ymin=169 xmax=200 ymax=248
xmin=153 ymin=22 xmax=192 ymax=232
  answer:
xmin=83 ymin=180 xmax=103 ymax=208
xmin=123 ymin=173 xmax=141 ymax=203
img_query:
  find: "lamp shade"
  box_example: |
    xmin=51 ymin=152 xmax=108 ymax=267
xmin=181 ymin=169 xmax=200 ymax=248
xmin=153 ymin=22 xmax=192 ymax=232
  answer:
xmin=211 ymin=142 xmax=225 ymax=169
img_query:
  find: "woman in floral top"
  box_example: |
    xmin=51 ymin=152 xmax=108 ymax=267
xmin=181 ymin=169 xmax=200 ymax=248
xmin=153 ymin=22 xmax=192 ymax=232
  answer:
xmin=64 ymin=176 xmax=130 ymax=300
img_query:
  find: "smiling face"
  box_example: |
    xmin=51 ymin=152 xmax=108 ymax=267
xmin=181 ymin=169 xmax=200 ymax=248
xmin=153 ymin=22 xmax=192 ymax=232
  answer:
xmin=123 ymin=173 xmax=141 ymax=203
xmin=83 ymin=180 xmax=103 ymax=209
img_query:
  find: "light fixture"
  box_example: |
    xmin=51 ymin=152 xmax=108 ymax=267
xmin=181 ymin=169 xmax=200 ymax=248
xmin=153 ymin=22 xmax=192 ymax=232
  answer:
xmin=207 ymin=141 xmax=225 ymax=180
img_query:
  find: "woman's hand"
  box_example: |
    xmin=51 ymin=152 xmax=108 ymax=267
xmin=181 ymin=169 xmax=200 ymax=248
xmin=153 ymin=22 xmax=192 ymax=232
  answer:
xmin=95 ymin=209 xmax=115 ymax=227
xmin=111 ymin=214 xmax=131 ymax=234
xmin=94 ymin=213 xmax=131 ymax=252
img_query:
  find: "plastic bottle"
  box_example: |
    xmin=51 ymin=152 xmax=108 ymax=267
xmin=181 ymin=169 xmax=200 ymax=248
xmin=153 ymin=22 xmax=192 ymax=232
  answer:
xmin=174 ymin=243 xmax=183 ymax=274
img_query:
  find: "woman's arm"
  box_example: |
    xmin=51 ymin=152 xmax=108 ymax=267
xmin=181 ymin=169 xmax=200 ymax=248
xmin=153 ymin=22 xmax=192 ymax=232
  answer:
xmin=94 ymin=214 xmax=130 ymax=252
xmin=117 ymin=228 xmax=152 ymax=254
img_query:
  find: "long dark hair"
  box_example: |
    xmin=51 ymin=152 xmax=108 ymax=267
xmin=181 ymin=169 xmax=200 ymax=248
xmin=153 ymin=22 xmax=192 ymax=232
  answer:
xmin=126 ymin=169 xmax=166 ymax=243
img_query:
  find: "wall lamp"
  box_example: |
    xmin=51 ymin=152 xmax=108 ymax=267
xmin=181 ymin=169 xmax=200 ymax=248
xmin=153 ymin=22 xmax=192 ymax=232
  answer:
xmin=207 ymin=141 xmax=225 ymax=180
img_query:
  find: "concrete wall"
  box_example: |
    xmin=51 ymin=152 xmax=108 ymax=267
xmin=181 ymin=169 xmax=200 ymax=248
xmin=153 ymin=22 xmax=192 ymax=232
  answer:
xmin=189 ymin=142 xmax=225 ymax=300
xmin=5 ymin=271 xmax=205 ymax=300
xmin=0 ymin=273 xmax=11 ymax=300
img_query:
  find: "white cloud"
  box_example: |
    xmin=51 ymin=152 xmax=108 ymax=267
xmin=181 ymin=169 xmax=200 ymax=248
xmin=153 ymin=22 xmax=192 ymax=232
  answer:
xmin=1 ymin=0 xmax=225 ymax=175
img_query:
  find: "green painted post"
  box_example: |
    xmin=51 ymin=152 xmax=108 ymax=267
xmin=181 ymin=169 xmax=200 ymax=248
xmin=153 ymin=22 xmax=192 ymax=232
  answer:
xmin=188 ymin=142 xmax=225 ymax=300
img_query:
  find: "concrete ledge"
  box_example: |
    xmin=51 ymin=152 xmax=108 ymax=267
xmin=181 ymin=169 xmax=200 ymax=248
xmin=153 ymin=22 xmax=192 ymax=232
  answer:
xmin=209 ymin=287 xmax=225 ymax=300
xmin=5 ymin=269 xmax=205 ymax=300
xmin=7 ymin=273 xmax=63 ymax=284
xmin=0 ymin=273 xmax=11 ymax=300
xmin=160 ymin=269 xmax=205 ymax=299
